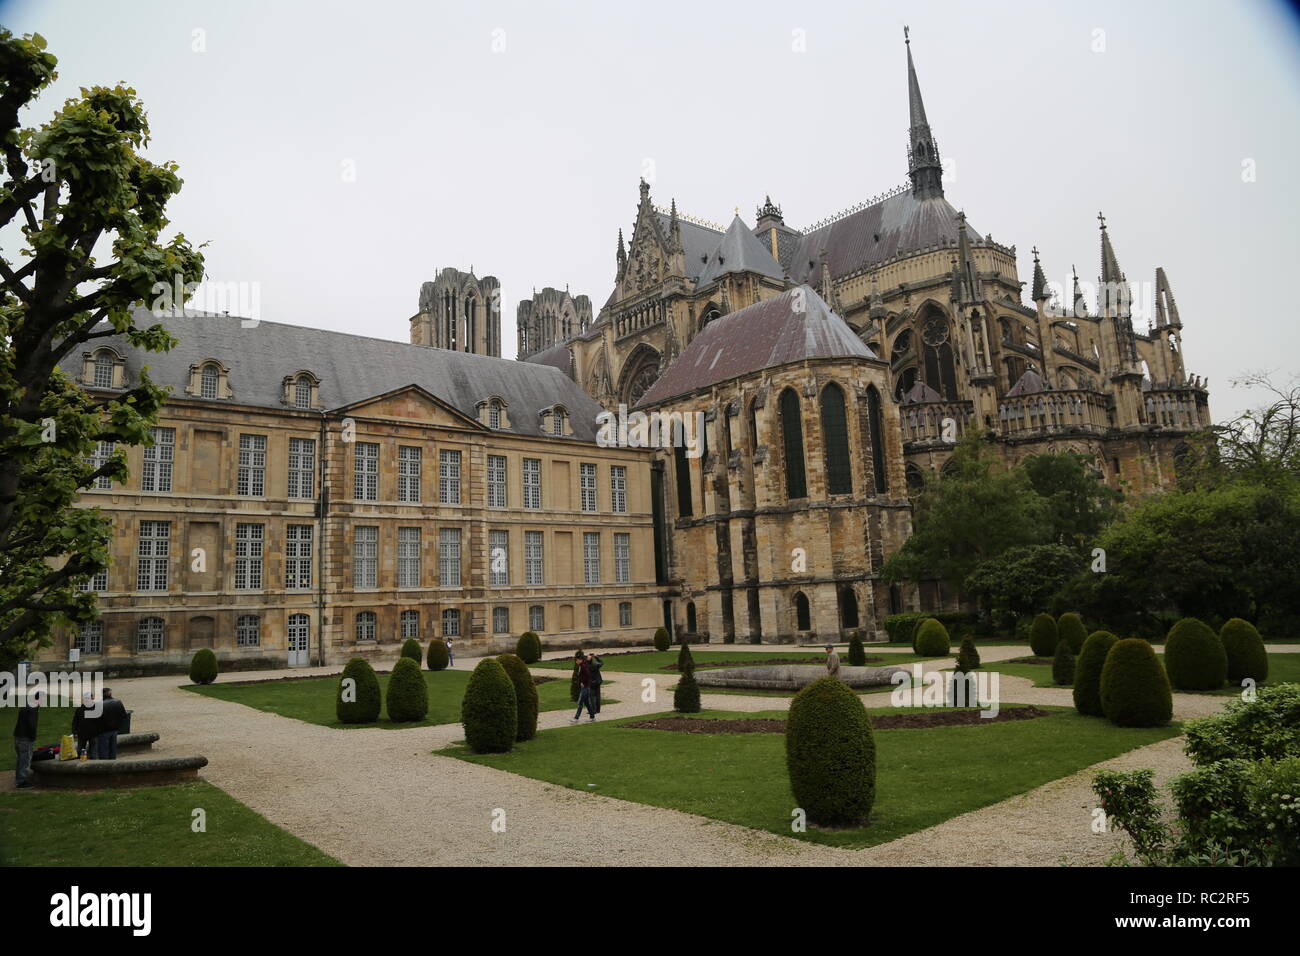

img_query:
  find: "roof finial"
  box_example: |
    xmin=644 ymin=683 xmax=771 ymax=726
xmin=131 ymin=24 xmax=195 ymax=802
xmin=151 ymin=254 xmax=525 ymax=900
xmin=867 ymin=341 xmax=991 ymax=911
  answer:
xmin=1097 ymin=210 xmax=1107 ymax=231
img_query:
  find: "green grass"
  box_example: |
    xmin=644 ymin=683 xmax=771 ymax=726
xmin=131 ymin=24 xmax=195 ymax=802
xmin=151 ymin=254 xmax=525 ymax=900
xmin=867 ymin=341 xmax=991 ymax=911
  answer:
xmin=443 ymin=704 xmax=1180 ymax=849
xmin=535 ymin=650 xmax=933 ymax=674
xmin=184 ymin=669 xmax=614 ymax=729
xmin=985 ymin=652 xmax=1300 ymax=694
xmin=0 ymin=781 xmax=340 ymax=866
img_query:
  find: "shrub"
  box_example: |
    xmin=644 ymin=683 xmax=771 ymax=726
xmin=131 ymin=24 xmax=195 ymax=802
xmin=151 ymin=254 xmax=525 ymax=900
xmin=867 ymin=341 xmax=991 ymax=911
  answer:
xmin=955 ymin=637 xmax=980 ymax=672
xmin=188 ymin=648 xmax=218 ymax=685
xmin=1073 ymin=630 xmax=1118 ymax=716
xmin=673 ymin=670 xmax=701 ymax=713
xmin=1183 ymin=684 xmax=1300 ymax=765
xmin=1028 ymin=613 xmax=1058 ymax=657
xmin=1057 ymin=612 xmax=1087 ymax=654
xmin=785 ymin=677 xmax=876 ymax=827
xmin=912 ymin=618 xmax=950 ymax=657
xmin=1164 ymin=617 xmax=1227 ymax=691
xmin=1099 ymin=638 xmax=1172 ymax=727
xmin=1014 ymin=614 xmax=1033 ymax=643
xmin=336 ymin=657 xmax=381 ymax=724
xmin=653 ymin=627 xmax=670 ymax=652
xmin=515 ymin=631 xmax=542 ymax=664
xmin=677 ymin=642 xmax=695 ymax=674
xmin=426 ymin=639 xmax=449 ymax=671
xmin=1052 ymin=639 xmax=1075 ymax=686
xmin=461 ymin=658 xmax=517 ymax=754
xmin=497 ymin=653 xmax=539 ymax=741
xmin=400 ymin=638 xmax=422 ymax=664
xmin=884 ymin=611 xmax=976 ymax=645
xmin=386 ymin=656 xmax=428 ymax=722
xmin=847 ymin=635 xmax=866 ymax=667
xmin=1219 ymin=618 xmax=1268 ymax=685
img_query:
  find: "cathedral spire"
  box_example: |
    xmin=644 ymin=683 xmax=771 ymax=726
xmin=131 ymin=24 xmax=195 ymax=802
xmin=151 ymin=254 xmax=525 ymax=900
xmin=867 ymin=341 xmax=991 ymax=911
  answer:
xmin=668 ymin=198 xmax=682 ymax=252
xmin=1097 ymin=211 xmax=1131 ymax=318
xmin=1071 ymin=264 xmax=1088 ymax=318
xmin=1154 ymin=267 xmax=1181 ymax=329
xmin=905 ymin=27 xmax=944 ymax=200
xmin=616 ymin=228 xmax=627 ymax=279
xmin=1031 ymin=246 xmax=1049 ymax=303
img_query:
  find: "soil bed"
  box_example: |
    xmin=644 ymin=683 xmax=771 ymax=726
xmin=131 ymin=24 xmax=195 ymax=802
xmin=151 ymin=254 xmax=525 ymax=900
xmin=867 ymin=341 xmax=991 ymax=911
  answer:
xmin=623 ymin=706 xmax=1051 ymax=735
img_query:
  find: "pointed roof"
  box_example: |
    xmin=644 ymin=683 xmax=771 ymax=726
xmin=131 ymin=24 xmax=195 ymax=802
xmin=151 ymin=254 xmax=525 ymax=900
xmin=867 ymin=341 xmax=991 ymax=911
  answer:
xmin=1031 ymin=247 xmax=1049 ymax=302
xmin=900 ymin=380 xmax=943 ymax=404
xmin=1154 ymin=267 xmax=1181 ymax=328
xmin=1099 ymin=212 xmax=1124 ymax=285
xmin=906 ymin=31 xmax=929 ymax=129
xmin=1007 ymin=368 xmax=1047 ymax=396
xmin=654 ymin=211 xmax=721 ymax=281
xmin=697 ymin=214 xmax=786 ymax=285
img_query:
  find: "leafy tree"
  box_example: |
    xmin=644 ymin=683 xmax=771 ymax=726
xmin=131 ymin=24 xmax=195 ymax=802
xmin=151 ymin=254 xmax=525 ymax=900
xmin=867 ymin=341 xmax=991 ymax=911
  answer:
xmin=1028 ymin=613 xmax=1059 ymax=657
xmin=653 ymin=627 xmax=670 ymax=652
xmin=673 ymin=669 xmax=701 ymax=713
xmin=1073 ymin=630 xmax=1118 ymax=716
xmin=1020 ymin=451 xmax=1121 ymax=549
xmin=954 ymin=637 xmax=980 ymax=672
xmin=0 ymin=31 xmax=204 ymax=670
xmin=847 ymin=635 xmax=866 ymax=667
xmin=677 ymin=641 xmax=694 ymax=674
xmin=399 ymin=638 xmax=422 ymax=664
xmin=515 ymin=631 xmax=541 ymax=664
xmin=461 ymin=658 xmax=517 ymax=754
xmin=1164 ymin=617 xmax=1227 ymax=691
xmin=1100 ymin=639 xmax=1173 ymax=728
xmin=1219 ymin=618 xmax=1268 ymax=685
xmin=965 ymin=544 xmax=1081 ymax=620
xmin=426 ymin=639 xmax=448 ymax=671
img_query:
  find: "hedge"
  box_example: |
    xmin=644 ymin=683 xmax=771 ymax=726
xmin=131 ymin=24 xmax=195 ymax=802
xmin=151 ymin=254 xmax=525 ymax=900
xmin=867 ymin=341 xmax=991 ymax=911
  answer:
xmin=1057 ymin=613 xmax=1087 ymax=654
xmin=1100 ymin=638 xmax=1173 ymax=727
xmin=1052 ymin=639 xmax=1075 ymax=686
xmin=1219 ymin=618 xmax=1268 ymax=685
xmin=497 ymin=653 xmax=539 ymax=741
xmin=189 ymin=648 xmax=218 ymax=685
xmin=847 ymin=635 xmax=866 ymax=667
xmin=515 ymin=631 xmax=542 ymax=664
xmin=1073 ymin=630 xmax=1118 ymax=716
xmin=461 ymin=658 xmax=517 ymax=753
xmin=913 ymin=618 xmax=950 ymax=657
xmin=386 ymin=656 xmax=428 ymax=722
xmin=653 ymin=627 xmax=670 ymax=652
xmin=400 ymin=638 xmax=423 ymax=664
xmin=884 ymin=611 xmax=976 ymax=645
xmin=426 ymin=639 xmax=449 ymax=671
xmin=1029 ymin=613 xmax=1059 ymax=657
xmin=673 ymin=670 xmax=701 ymax=713
xmin=336 ymin=657 xmax=381 ymax=724
xmin=786 ymin=677 xmax=876 ymax=827
xmin=1165 ymin=617 xmax=1228 ymax=691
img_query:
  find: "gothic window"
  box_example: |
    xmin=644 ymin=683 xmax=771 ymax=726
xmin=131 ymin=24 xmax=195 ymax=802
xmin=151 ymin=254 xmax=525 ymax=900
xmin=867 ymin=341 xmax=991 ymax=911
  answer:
xmin=779 ymin=388 xmax=807 ymax=500
xmin=905 ymin=462 xmax=925 ymax=494
xmin=921 ymin=312 xmax=958 ymax=399
xmin=748 ymin=398 xmax=759 ymax=449
xmin=673 ymin=443 xmax=693 ymax=517
xmin=621 ymin=347 xmax=661 ymax=407
xmin=892 ymin=329 xmax=913 ymax=359
xmin=794 ymin=592 xmax=810 ymax=632
xmin=819 ymin=382 xmax=852 ymax=495
xmin=865 ymin=385 xmax=886 ymax=494
xmin=839 ymin=588 xmax=859 ymax=629
xmin=464 ymin=295 xmax=477 ymax=352
xmin=894 ymin=366 xmax=918 ymax=402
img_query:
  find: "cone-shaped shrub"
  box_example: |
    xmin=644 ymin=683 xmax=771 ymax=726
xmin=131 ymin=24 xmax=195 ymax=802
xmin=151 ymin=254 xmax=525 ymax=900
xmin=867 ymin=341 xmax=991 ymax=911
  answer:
xmin=386 ymin=656 xmax=429 ymax=722
xmin=847 ymin=635 xmax=867 ymax=667
xmin=1073 ymin=630 xmax=1118 ymax=716
xmin=426 ymin=639 xmax=449 ymax=671
xmin=1165 ymin=617 xmax=1228 ymax=691
xmin=461 ymin=658 xmax=517 ymax=754
xmin=1029 ymin=613 xmax=1059 ymax=657
xmin=497 ymin=653 xmax=539 ymax=741
xmin=399 ymin=638 xmax=422 ymax=664
xmin=189 ymin=648 xmax=218 ymax=685
xmin=336 ymin=657 xmax=381 ymax=724
xmin=677 ymin=642 xmax=695 ymax=673
xmin=955 ymin=637 xmax=980 ymax=672
xmin=913 ymin=618 xmax=950 ymax=657
xmin=1052 ymin=639 xmax=1075 ymax=686
xmin=1100 ymin=638 xmax=1173 ymax=727
xmin=786 ymin=677 xmax=876 ymax=827
xmin=653 ymin=627 xmax=670 ymax=652
xmin=673 ymin=669 xmax=701 ymax=713
xmin=1057 ymin=613 xmax=1087 ymax=654
xmin=1219 ymin=618 xmax=1268 ymax=685
xmin=515 ymin=631 xmax=542 ymax=664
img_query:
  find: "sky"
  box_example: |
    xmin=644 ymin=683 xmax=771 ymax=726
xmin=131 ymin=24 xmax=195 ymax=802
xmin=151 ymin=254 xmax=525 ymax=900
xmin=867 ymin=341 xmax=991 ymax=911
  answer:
xmin=3 ymin=0 xmax=1299 ymax=422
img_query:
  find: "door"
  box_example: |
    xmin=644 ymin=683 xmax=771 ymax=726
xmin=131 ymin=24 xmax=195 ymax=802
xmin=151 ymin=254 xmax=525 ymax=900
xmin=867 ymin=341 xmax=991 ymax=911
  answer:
xmin=287 ymin=613 xmax=310 ymax=667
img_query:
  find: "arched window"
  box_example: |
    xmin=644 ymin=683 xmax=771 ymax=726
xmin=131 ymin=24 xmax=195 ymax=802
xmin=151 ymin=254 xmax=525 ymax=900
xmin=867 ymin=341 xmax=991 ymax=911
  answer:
xmin=400 ymin=610 xmax=419 ymax=640
xmin=894 ymin=366 xmax=918 ymax=402
xmin=838 ymin=588 xmax=859 ymax=630
xmin=892 ymin=329 xmax=913 ymax=358
xmin=905 ymin=462 xmax=925 ymax=494
xmin=294 ymin=375 xmax=312 ymax=409
xmin=137 ymin=617 xmax=165 ymax=652
xmin=93 ymin=350 xmax=115 ymax=388
xmin=865 ymin=385 xmax=886 ymax=494
xmin=236 ymin=614 xmax=260 ymax=646
xmin=780 ymin=388 xmax=807 ymax=499
xmin=464 ymin=296 xmax=477 ymax=352
xmin=686 ymin=601 xmax=697 ymax=634
xmin=794 ymin=592 xmax=810 ymax=632
xmin=355 ymin=611 xmax=376 ymax=642
xmin=200 ymin=364 xmax=219 ymax=399
xmin=442 ymin=608 xmax=460 ymax=637
xmin=819 ymin=382 xmax=852 ymax=495
xmin=551 ymin=408 xmax=566 ymax=436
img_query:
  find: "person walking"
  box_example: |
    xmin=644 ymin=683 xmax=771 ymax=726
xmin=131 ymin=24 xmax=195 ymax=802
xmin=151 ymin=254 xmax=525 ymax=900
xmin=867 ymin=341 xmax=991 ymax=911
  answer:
xmin=13 ymin=691 xmax=41 ymax=788
xmin=824 ymin=643 xmax=841 ymax=679
xmin=570 ymin=652 xmax=595 ymax=722
xmin=71 ymin=692 xmax=100 ymax=759
xmin=588 ymin=652 xmax=604 ymax=715
xmin=445 ymin=637 xmax=454 ymax=668
xmin=95 ymin=688 xmax=127 ymax=760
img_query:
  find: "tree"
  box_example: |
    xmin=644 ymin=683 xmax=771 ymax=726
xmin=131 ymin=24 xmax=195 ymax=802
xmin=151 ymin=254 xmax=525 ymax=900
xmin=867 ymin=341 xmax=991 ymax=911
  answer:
xmin=515 ymin=631 xmax=541 ymax=664
xmin=1020 ymin=451 xmax=1121 ymax=549
xmin=399 ymin=638 xmax=422 ymax=664
xmin=1028 ymin=613 xmax=1059 ymax=657
xmin=0 ymin=31 xmax=204 ymax=671
xmin=1219 ymin=618 xmax=1268 ymax=685
xmin=1100 ymin=639 xmax=1173 ymax=728
xmin=426 ymin=639 xmax=448 ymax=671
xmin=1073 ymin=630 xmax=1118 ymax=717
xmin=965 ymin=544 xmax=1081 ymax=620
xmin=847 ymin=635 xmax=866 ymax=667
xmin=1051 ymin=639 xmax=1075 ymax=686
xmin=1164 ymin=617 xmax=1227 ymax=691
xmin=673 ymin=669 xmax=701 ymax=713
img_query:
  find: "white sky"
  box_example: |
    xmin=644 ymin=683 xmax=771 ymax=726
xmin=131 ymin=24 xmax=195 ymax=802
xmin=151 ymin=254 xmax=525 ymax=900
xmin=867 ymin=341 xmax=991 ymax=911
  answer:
xmin=5 ymin=0 xmax=1299 ymax=422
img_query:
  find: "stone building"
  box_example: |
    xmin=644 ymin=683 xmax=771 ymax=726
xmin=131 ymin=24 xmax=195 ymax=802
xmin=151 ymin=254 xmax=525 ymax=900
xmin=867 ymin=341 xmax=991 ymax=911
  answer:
xmin=409 ymin=267 xmax=502 ymax=356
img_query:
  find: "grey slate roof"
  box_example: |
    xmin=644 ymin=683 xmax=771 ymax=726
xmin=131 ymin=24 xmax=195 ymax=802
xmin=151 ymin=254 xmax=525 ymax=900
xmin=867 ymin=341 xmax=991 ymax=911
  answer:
xmin=69 ymin=309 xmax=609 ymax=442
xmin=523 ymin=340 xmax=575 ymax=378
xmin=697 ymin=215 xmax=786 ymax=285
xmin=635 ymin=286 xmax=878 ymax=408
xmin=658 ymin=212 xmax=723 ymax=280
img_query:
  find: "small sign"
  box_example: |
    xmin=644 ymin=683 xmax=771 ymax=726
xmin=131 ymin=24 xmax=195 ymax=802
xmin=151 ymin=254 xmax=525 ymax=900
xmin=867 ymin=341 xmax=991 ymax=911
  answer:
xmin=68 ymin=649 xmax=81 ymax=662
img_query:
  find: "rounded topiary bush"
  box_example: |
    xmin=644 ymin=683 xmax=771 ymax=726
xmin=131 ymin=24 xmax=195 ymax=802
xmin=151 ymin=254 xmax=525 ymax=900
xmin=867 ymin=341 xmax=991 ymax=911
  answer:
xmin=1052 ymin=638 xmax=1075 ymax=686
xmin=426 ymin=639 xmax=449 ymax=671
xmin=673 ymin=670 xmax=701 ymax=713
xmin=461 ymin=658 xmax=518 ymax=754
xmin=400 ymin=638 xmax=422 ymax=664
xmin=1165 ymin=617 xmax=1228 ymax=691
xmin=515 ymin=631 xmax=542 ymax=664
xmin=653 ymin=627 xmax=670 ymax=652
xmin=189 ymin=647 xmax=218 ymax=685
xmin=386 ymin=656 xmax=429 ymax=722
xmin=847 ymin=635 xmax=866 ymax=667
xmin=677 ymin=642 xmax=695 ymax=674
xmin=1073 ymin=630 xmax=1118 ymax=716
xmin=1057 ymin=613 xmax=1087 ymax=654
xmin=1029 ymin=613 xmax=1059 ymax=657
xmin=497 ymin=653 xmax=539 ymax=741
xmin=1219 ymin=618 xmax=1268 ymax=685
xmin=1100 ymin=638 xmax=1173 ymax=727
xmin=337 ymin=657 xmax=381 ymax=724
xmin=955 ymin=637 xmax=980 ymax=672
xmin=913 ymin=618 xmax=950 ymax=657
xmin=786 ymin=677 xmax=876 ymax=827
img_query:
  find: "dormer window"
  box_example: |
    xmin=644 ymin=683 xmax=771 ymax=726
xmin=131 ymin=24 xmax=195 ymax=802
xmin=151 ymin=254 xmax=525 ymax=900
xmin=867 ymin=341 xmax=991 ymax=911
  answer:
xmin=281 ymin=371 xmax=321 ymax=410
xmin=187 ymin=360 xmax=232 ymax=400
xmin=93 ymin=352 xmax=115 ymax=388
xmin=82 ymin=347 xmax=124 ymax=390
xmin=552 ymin=411 xmax=565 ymax=436
xmin=201 ymin=364 xmax=219 ymax=398
xmin=476 ymin=397 xmax=510 ymax=430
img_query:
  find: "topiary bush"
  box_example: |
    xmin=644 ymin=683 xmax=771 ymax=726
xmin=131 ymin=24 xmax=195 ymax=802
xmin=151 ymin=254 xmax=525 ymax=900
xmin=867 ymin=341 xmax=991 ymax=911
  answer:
xmin=1052 ymin=638 xmax=1075 ymax=686
xmin=1073 ymin=630 xmax=1118 ymax=716
xmin=386 ymin=656 xmax=429 ymax=722
xmin=336 ymin=657 xmax=381 ymax=724
xmin=955 ymin=637 xmax=980 ymax=672
xmin=461 ymin=658 xmax=517 ymax=754
xmin=426 ymin=639 xmax=449 ymax=671
xmin=912 ymin=618 xmax=950 ymax=657
xmin=1219 ymin=618 xmax=1268 ymax=685
xmin=673 ymin=670 xmax=701 ymax=713
xmin=189 ymin=648 xmax=218 ymax=685
xmin=515 ymin=631 xmax=542 ymax=664
xmin=785 ymin=677 xmax=876 ymax=827
xmin=497 ymin=653 xmax=539 ymax=741
xmin=1057 ymin=613 xmax=1087 ymax=654
xmin=1029 ymin=613 xmax=1059 ymax=657
xmin=847 ymin=635 xmax=866 ymax=667
xmin=1100 ymin=638 xmax=1173 ymax=727
xmin=1164 ymin=617 xmax=1228 ymax=691
xmin=677 ymin=642 xmax=695 ymax=674
xmin=400 ymin=638 xmax=422 ymax=664
xmin=653 ymin=627 xmax=670 ymax=652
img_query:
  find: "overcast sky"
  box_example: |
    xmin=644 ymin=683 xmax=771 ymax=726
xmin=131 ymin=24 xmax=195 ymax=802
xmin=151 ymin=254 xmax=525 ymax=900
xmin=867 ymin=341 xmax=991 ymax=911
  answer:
xmin=5 ymin=0 xmax=1298 ymax=422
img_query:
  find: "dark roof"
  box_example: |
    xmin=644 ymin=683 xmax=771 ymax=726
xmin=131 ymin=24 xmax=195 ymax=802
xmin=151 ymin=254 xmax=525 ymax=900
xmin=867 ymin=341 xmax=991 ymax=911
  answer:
xmin=70 ymin=309 xmax=608 ymax=442
xmin=522 ymin=341 xmax=575 ymax=377
xmin=635 ymin=286 xmax=877 ymax=408
xmin=658 ymin=212 xmax=723 ymax=280
xmin=697 ymin=216 xmax=786 ymax=285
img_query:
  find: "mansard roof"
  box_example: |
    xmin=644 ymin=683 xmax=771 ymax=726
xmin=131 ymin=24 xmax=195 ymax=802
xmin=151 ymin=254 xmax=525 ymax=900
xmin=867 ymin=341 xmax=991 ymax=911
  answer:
xmin=635 ymin=285 xmax=877 ymax=408
xmin=697 ymin=215 xmax=786 ymax=285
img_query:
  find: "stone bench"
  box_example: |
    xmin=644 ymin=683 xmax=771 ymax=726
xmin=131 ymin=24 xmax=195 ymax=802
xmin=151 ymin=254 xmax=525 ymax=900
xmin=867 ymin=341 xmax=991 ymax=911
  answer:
xmin=117 ymin=732 xmax=160 ymax=753
xmin=33 ymin=754 xmax=208 ymax=790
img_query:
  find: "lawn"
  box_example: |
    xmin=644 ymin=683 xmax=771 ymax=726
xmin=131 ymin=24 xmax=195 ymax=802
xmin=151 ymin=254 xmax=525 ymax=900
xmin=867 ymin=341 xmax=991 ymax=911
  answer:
xmin=534 ymin=650 xmax=932 ymax=674
xmin=184 ymin=669 xmax=614 ymax=729
xmin=0 ymin=781 xmax=339 ymax=866
xmin=443 ymin=704 xmax=1181 ymax=849
xmin=986 ymin=652 xmax=1300 ymax=694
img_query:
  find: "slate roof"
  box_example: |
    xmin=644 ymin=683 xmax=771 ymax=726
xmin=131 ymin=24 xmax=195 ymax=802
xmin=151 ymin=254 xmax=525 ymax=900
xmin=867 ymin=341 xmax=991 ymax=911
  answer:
xmin=659 ymin=212 xmax=723 ymax=280
xmin=1006 ymin=369 xmax=1047 ymax=396
xmin=69 ymin=309 xmax=609 ymax=442
xmin=635 ymin=286 xmax=878 ymax=408
xmin=697 ymin=215 xmax=786 ymax=285
xmin=523 ymin=340 xmax=575 ymax=377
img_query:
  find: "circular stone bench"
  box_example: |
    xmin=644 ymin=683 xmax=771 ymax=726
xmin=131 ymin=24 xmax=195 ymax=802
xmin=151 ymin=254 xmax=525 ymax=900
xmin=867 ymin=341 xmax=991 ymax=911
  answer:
xmin=695 ymin=663 xmax=909 ymax=691
xmin=117 ymin=732 xmax=160 ymax=753
xmin=33 ymin=754 xmax=208 ymax=790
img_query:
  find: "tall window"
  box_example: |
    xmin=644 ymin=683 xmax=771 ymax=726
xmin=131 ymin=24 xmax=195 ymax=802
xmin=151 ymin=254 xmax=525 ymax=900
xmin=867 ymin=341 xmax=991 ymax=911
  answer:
xmin=398 ymin=446 xmax=421 ymax=502
xmin=487 ymin=454 xmax=507 ymax=508
xmin=93 ymin=351 xmax=115 ymax=388
xmin=524 ymin=530 xmax=544 ymax=585
xmin=580 ymin=463 xmax=597 ymax=512
xmin=86 ymin=440 xmax=115 ymax=490
xmin=285 ymin=525 xmax=312 ymax=589
xmin=234 ymin=523 xmax=264 ymax=589
xmin=398 ymin=527 xmax=421 ymax=588
xmin=522 ymin=458 xmax=541 ymax=509
xmin=493 ymin=606 xmax=509 ymax=634
xmin=354 ymin=442 xmax=379 ymax=500
xmin=780 ymin=388 xmax=807 ymax=499
xmin=288 ymin=437 xmax=315 ymax=499
xmin=136 ymin=521 xmax=170 ymax=591
xmin=673 ymin=444 xmax=693 ymax=516
xmin=619 ymin=601 xmax=632 ymax=627
xmin=439 ymin=527 xmax=461 ymax=587
xmin=588 ymin=603 xmax=602 ymax=629
xmin=614 ymin=533 xmax=631 ymax=584
xmin=142 ymin=427 xmax=174 ymax=492
xmin=819 ymin=382 xmax=852 ymax=495
xmin=200 ymin=364 xmax=219 ymax=399
xmin=78 ymin=568 xmax=108 ymax=592
xmin=865 ymin=385 xmax=886 ymax=494
xmin=355 ymin=611 xmax=376 ymax=642
xmin=75 ymin=620 xmax=103 ymax=654
xmin=237 ymin=434 xmax=266 ymax=496
xmin=610 ymin=466 xmax=627 ymax=513
xmin=236 ymin=614 xmax=260 ymax=647
xmin=583 ymin=532 xmax=601 ymax=585
xmin=439 ymin=449 xmax=461 ymax=504
xmin=288 ymin=613 xmax=310 ymax=653
xmin=137 ymin=617 xmax=165 ymax=651
xmin=400 ymin=610 xmax=419 ymax=640
xmin=294 ymin=375 xmax=313 ymax=409
xmin=354 ymin=526 xmax=378 ymax=588
xmin=529 ymin=605 xmax=545 ymax=632
xmin=488 ymin=402 xmax=502 ymax=429
xmin=489 ymin=529 xmax=509 ymax=586
xmin=442 ymin=608 xmax=461 ymax=637
xmin=551 ymin=410 xmax=565 ymax=436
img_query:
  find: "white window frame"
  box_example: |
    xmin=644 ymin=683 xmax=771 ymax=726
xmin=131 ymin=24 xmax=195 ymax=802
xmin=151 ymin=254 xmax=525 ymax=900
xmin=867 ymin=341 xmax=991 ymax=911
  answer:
xmin=398 ymin=527 xmax=421 ymax=588
xmin=398 ymin=446 xmax=421 ymax=502
xmin=439 ymin=449 xmax=461 ymax=504
xmin=236 ymin=614 xmax=260 ymax=647
xmin=492 ymin=606 xmax=510 ymax=634
xmin=354 ymin=442 xmax=379 ymax=501
xmin=136 ymin=521 xmax=170 ymax=591
xmin=288 ymin=437 xmax=315 ymax=499
xmin=285 ymin=524 xmax=313 ymax=590
xmin=354 ymin=526 xmax=378 ymax=589
xmin=611 ymin=465 xmax=627 ymax=513
xmin=583 ymin=531 xmax=600 ymax=585
xmin=234 ymin=523 xmax=264 ymax=590
xmin=439 ymin=527 xmax=461 ymax=587
xmin=522 ymin=458 xmax=541 ymax=509
xmin=487 ymin=454 xmax=507 ymax=508
xmin=489 ymin=529 xmax=509 ymax=587
xmin=580 ymin=463 xmax=597 ymax=512
xmin=237 ymin=434 xmax=266 ymax=497
xmin=142 ymin=427 xmax=174 ymax=493
xmin=614 ymin=532 xmax=631 ymax=584
xmin=524 ymin=530 xmax=544 ymax=586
